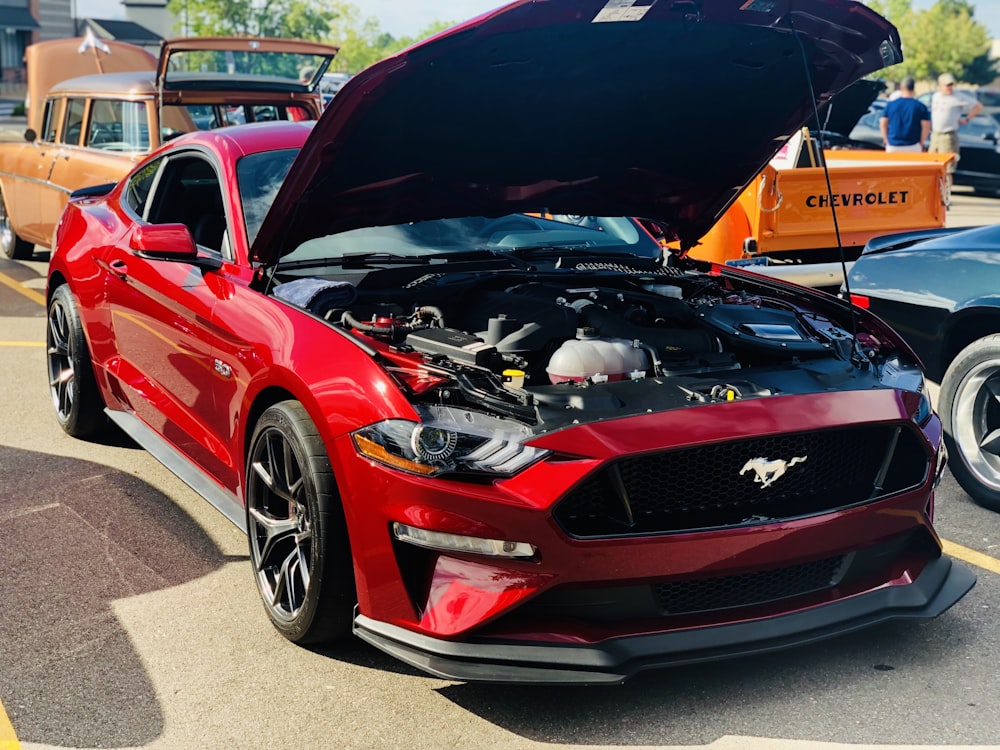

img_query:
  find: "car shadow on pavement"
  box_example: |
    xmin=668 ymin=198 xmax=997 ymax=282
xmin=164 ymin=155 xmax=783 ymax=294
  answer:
xmin=0 ymin=445 xmax=243 ymax=748
xmin=438 ymin=607 xmax=984 ymax=745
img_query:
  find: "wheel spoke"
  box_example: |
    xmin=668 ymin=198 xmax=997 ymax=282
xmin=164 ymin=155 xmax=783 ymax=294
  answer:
xmin=282 ymin=437 xmax=303 ymax=500
xmin=248 ymin=505 xmax=298 ymax=572
xmin=986 ymin=376 xmax=1000 ymax=404
xmin=980 ymin=428 xmax=1000 ymax=456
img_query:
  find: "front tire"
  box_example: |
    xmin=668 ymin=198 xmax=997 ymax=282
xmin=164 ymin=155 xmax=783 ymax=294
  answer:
xmin=246 ymin=401 xmax=355 ymax=644
xmin=46 ymin=284 xmax=107 ymax=438
xmin=940 ymin=334 xmax=1000 ymax=511
xmin=0 ymin=190 xmax=33 ymax=260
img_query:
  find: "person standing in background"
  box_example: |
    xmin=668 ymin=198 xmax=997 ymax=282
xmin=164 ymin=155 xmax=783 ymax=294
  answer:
xmin=879 ymin=76 xmax=930 ymax=152
xmin=929 ymin=72 xmax=982 ymax=167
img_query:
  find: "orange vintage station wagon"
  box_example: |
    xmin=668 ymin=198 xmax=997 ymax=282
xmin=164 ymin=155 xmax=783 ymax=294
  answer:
xmin=0 ymin=35 xmax=338 ymax=259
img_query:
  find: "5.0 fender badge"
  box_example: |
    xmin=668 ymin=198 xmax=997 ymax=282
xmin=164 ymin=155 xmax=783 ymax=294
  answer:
xmin=740 ymin=456 xmax=807 ymax=489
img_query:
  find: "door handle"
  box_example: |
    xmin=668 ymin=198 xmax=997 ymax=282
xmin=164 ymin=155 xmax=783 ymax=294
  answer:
xmin=109 ymin=259 xmax=128 ymax=279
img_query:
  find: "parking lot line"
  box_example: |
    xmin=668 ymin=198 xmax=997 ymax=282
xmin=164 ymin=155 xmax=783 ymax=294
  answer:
xmin=0 ymin=698 xmax=20 ymax=750
xmin=0 ymin=341 xmax=43 ymax=347
xmin=0 ymin=270 xmax=45 ymax=306
xmin=943 ymin=539 xmax=1000 ymax=576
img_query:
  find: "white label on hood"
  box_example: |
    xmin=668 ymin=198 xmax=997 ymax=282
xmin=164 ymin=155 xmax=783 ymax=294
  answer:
xmin=593 ymin=0 xmax=655 ymax=23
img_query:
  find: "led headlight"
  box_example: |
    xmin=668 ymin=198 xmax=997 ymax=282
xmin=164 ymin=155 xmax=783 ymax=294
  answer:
xmin=352 ymin=406 xmax=548 ymax=477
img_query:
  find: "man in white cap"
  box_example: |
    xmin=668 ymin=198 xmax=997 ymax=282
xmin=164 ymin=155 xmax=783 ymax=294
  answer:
xmin=929 ymin=72 xmax=982 ymax=169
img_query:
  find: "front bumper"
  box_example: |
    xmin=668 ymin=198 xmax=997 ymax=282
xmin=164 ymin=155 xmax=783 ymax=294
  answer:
xmin=353 ymin=555 xmax=975 ymax=685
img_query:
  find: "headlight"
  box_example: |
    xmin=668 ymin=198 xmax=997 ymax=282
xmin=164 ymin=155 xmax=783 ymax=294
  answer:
xmin=352 ymin=406 xmax=548 ymax=477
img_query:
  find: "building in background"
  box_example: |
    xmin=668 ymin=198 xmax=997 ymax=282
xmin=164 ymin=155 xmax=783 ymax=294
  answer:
xmin=0 ymin=0 xmax=171 ymax=94
xmin=0 ymin=0 xmax=41 ymax=90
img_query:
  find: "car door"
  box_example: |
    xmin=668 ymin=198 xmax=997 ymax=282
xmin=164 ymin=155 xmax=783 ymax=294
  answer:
xmin=103 ymin=150 xmax=233 ymax=483
xmin=3 ymin=97 xmax=68 ymax=244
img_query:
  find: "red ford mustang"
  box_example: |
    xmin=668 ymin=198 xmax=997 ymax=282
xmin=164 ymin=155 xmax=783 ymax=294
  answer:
xmin=46 ymin=0 xmax=974 ymax=684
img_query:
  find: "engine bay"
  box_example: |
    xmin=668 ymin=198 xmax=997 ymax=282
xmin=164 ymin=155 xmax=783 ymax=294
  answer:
xmin=272 ymin=261 xmax=902 ymax=433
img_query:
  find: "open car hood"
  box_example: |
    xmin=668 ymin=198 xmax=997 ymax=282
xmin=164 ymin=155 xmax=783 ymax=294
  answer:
xmin=251 ymin=0 xmax=900 ymax=264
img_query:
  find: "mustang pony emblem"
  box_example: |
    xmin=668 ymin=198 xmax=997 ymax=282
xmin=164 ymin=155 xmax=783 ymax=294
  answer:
xmin=740 ymin=456 xmax=808 ymax=489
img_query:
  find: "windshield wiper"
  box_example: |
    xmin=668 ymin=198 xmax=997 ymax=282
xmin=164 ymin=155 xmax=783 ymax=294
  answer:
xmin=276 ymin=252 xmax=431 ymax=271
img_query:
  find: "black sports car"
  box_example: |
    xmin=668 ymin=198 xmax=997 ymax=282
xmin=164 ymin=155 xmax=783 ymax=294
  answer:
xmin=846 ymin=224 xmax=1000 ymax=510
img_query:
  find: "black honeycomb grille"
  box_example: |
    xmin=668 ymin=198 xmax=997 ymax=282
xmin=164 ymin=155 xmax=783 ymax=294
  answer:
xmin=555 ymin=425 xmax=928 ymax=537
xmin=653 ymin=555 xmax=844 ymax=614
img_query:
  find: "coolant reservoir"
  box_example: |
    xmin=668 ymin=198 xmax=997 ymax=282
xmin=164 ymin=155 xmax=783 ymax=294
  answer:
xmin=546 ymin=331 xmax=648 ymax=383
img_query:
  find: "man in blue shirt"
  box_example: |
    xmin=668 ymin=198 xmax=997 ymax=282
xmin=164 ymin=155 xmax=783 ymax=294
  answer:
xmin=879 ymin=77 xmax=930 ymax=152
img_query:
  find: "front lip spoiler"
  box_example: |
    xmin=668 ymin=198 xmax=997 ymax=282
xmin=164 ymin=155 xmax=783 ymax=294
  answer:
xmin=353 ymin=556 xmax=975 ymax=685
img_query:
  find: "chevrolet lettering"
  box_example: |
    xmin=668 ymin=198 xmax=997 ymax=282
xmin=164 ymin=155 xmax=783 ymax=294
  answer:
xmin=806 ymin=191 xmax=910 ymax=208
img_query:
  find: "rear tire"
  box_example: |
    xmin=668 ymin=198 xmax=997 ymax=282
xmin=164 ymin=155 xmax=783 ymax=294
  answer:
xmin=46 ymin=284 xmax=107 ymax=438
xmin=0 ymin=190 xmax=32 ymax=260
xmin=246 ymin=401 xmax=356 ymax=644
xmin=940 ymin=334 xmax=1000 ymax=511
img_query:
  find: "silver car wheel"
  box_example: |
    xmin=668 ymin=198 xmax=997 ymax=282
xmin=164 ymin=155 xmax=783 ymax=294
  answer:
xmin=951 ymin=356 xmax=1000 ymax=493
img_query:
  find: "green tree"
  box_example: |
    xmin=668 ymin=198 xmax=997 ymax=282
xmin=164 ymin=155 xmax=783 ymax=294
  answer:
xmin=166 ymin=0 xmax=341 ymax=40
xmin=165 ymin=0 xmax=454 ymax=75
xmin=868 ymin=0 xmax=995 ymax=84
xmin=329 ymin=11 xmax=454 ymax=73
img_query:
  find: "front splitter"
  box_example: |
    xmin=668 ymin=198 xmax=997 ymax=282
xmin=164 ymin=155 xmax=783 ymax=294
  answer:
xmin=353 ymin=555 xmax=975 ymax=685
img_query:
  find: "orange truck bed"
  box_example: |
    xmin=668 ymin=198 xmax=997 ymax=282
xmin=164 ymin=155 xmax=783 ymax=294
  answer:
xmin=686 ymin=149 xmax=954 ymax=267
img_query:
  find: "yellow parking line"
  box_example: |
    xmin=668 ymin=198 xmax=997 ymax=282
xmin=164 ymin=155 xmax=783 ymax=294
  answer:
xmin=0 ymin=270 xmax=45 ymax=306
xmin=0 ymin=697 xmax=20 ymax=750
xmin=0 ymin=342 xmax=43 ymax=347
xmin=943 ymin=539 xmax=1000 ymax=576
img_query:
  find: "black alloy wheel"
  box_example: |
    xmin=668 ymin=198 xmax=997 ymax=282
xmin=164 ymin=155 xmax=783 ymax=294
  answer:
xmin=246 ymin=401 xmax=355 ymax=644
xmin=46 ymin=284 xmax=107 ymax=438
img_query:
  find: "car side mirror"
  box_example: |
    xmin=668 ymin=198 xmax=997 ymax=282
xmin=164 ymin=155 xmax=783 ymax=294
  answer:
xmin=129 ymin=223 xmax=222 ymax=270
xmin=24 ymin=128 xmax=36 ymax=142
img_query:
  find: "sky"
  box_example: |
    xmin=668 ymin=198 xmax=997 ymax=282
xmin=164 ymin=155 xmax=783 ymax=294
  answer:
xmin=74 ymin=0 xmax=1000 ymax=40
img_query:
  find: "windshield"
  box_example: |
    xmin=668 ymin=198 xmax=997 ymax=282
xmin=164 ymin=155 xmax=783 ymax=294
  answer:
xmin=238 ymin=148 xmax=300 ymax=243
xmin=238 ymin=148 xmax=664 ymax=263
xmin=285 ymin=215 xmax=660 ymax=263
xmin=165 ymin=48 xmax=330 ymax=89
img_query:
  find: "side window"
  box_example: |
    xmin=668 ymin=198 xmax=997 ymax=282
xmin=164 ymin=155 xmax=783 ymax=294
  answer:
xmin=121 ymin=101 xmax=151 ymax=151
xmin=62 ymin=98 xmax=87 ymax=146
xmin=87 ymin=100 xmax=150 ymax=151
xmin=123 ymin=159 xmax=162 ymax=219
xmin=146 ymin=154 xmax=228 ymax=257
xmin=40 ymin=98 xmax=64 ymax=142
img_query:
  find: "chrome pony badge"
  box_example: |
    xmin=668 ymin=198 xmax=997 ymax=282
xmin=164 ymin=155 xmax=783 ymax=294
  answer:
xmin=740 ymin=456 xmax=807 ymax=489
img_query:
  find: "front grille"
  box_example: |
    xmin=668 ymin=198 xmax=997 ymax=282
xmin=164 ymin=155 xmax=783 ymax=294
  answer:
xmin=554 ymin=425 xmax=928 ymax=537
xmin=653 ymin=555 xmax=844 ymax=614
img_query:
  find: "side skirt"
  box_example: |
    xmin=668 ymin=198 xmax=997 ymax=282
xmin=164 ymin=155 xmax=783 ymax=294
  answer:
xmin=105 ymin=408 xmax=247 ymax=532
